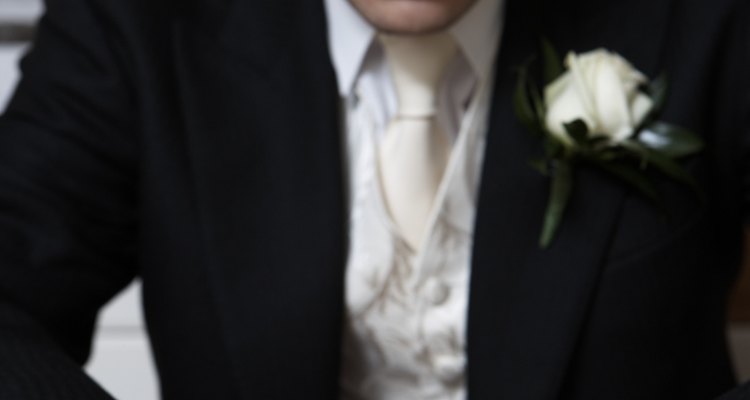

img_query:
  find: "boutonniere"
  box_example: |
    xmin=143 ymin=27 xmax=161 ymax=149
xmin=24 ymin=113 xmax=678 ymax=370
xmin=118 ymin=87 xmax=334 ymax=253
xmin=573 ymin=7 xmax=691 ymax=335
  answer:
xmin=514 ymin=42 xmax=704 ymax=248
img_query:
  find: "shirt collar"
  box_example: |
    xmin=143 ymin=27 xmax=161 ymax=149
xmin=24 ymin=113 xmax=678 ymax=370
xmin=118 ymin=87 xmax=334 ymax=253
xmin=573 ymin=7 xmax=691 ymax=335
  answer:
xmin=450 ymin=0 xmax=504 ymax=84
xmin=324 ymin=0 xmax=376 ymax=97
xmin=324 ymin=0 xmax=505 ymax=97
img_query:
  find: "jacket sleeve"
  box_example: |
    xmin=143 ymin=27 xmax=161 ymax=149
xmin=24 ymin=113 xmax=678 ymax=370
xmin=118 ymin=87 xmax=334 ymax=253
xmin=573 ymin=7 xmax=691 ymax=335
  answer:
xmin=0 ymin=0 xmax=140 ymax=397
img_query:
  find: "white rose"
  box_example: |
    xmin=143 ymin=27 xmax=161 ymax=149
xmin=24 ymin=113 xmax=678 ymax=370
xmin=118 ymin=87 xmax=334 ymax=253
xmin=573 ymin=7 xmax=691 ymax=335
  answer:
xmin=544 ymin=49 xmax=654 ymax=146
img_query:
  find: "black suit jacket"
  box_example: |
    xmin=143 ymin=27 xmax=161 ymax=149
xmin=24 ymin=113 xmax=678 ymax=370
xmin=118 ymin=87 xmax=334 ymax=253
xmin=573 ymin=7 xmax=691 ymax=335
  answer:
xmin=0 ymin=0 xmax=748 ymax=399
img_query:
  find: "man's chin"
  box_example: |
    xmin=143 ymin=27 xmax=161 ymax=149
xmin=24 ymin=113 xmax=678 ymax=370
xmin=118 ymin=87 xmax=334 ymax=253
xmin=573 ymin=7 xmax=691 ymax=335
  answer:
xmin=349 ymin=0 xmax=477 ymax=34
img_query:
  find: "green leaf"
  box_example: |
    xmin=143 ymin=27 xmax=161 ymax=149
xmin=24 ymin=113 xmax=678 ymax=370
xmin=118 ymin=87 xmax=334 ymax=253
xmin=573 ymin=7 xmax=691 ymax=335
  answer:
xmin=643 ymin=148 xmax=701 ymax=193
xmin=618 ymin=139 xmax=651 ymax=168
xmin=620 ymin=139 xmax=704 ymax=200
xmin=529 ymin=80 xmax=546 ymax=126
xmin=638 ymin=121 xmax=704 ymax=158
xmin=540 ymin=38 xmax=563 ymax=84
xmin=513 ymin=67 xmax=540 ymax=135
xmin=540 ymin=161 xmax=573 ymax=248
xmin=592 ymin=160 xmax=662 ymax=206
xmin=544 ymin=136 xmax=565 ymax=159
xmin=564 ymin=119 xmax=590 ymax=146
xmin=529 ymin=158 xmax=550 ymax=175
xmin=647 ymin=74 xmax=669 ymax=117
xmin=622 ymin=140 xmax=691 ymax=180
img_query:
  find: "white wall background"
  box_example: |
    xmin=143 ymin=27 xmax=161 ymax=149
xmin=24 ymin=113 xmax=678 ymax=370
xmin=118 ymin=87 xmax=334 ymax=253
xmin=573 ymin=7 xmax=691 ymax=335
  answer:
xmin=1 ymin=1 xmax=750 ymax=398
xmin=87 ymin=283 xmax=158 ymax=400
xmin=0 ymin=0 xmax=40 ymax=22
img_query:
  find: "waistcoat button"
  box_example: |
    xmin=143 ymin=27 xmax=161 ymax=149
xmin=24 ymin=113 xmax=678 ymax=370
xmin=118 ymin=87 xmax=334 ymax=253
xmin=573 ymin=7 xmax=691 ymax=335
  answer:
xmin=424 ymin=278 xmax=451 ymax=306
xmin=433 ymin=353 xmax=465 ymax=384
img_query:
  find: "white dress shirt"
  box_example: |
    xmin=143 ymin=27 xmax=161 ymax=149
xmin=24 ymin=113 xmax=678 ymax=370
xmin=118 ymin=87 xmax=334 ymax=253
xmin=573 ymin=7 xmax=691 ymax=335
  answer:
xmin=323 ymin=1 xmax=504 ymax=398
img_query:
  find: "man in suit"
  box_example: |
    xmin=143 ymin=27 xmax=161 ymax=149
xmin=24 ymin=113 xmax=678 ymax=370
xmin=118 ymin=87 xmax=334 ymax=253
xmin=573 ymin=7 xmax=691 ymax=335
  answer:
xmin=0 ymin=0 xmax=747 ymax=398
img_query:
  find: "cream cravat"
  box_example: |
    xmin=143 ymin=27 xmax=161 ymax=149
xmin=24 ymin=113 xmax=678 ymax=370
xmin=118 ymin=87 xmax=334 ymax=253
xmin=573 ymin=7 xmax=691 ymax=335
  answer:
xmin=377 ymin=33 xmax=458 ymax=251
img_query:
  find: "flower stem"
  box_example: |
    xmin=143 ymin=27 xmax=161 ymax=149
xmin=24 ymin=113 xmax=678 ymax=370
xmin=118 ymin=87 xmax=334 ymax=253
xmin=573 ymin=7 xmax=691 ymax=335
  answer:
xmin=540 ymin=161 xmax=573 ymax=248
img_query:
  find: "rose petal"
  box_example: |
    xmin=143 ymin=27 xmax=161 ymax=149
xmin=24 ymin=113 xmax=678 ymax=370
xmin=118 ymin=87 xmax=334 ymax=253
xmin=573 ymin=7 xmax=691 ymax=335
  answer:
xmin=591 ymin=57 xmax=633 ymax=141
xmin=544 ymin=48 xmax=653 ymax=145
xmin=566 ymin=51 xmax=600 ymax=131
xmin=544 ymin=71 xmax=572 ymax=104
xmin=630 ymin=92 xmax=654 ymax=127
xmin=545 ymin=75 xmax=593 ymax=146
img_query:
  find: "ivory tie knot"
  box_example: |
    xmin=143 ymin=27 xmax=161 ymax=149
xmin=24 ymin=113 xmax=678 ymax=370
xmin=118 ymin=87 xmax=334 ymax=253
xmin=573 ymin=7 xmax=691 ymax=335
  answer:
xmin=377 ymin=32 xmax=458 ymax=250
xmin=379 ymin=33 xmax=458 ymax=118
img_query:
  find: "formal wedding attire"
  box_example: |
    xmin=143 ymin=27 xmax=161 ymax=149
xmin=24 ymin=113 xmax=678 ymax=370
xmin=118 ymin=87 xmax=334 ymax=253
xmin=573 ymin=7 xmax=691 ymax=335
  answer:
xmin=0 ymin=0 xmax=748 ymax=399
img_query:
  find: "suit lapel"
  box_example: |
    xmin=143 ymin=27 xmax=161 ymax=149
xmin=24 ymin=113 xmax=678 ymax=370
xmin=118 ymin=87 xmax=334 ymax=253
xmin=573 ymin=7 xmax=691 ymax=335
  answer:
xmin=171 ymin=0 xmax=675 ymax=398
xmin=466 ymin=1 xmax=673 ymax=399
xmin=173 ymin=1 xmax=346 ymax=398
